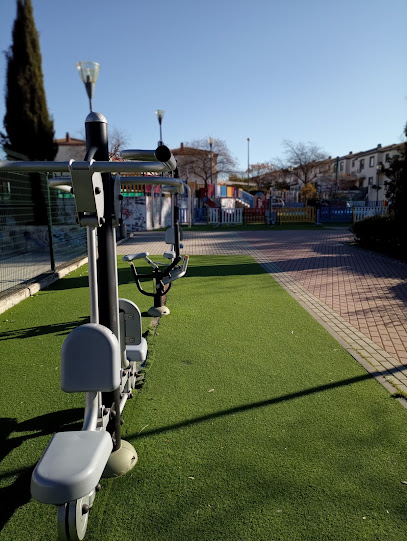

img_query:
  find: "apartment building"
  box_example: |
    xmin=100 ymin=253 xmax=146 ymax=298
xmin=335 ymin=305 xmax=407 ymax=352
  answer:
xmin=286 ymin=142 xmax=404 ymax=203
xmin=333 ymin=143 xmax=404 ymax=202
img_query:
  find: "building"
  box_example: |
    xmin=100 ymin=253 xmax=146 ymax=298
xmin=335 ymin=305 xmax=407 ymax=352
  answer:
xmin=54 ymin=133 xmax=86 ymax=161
xmin=330 ymin=143 xmax=404 ymax=203
xmin=172 ymin=143 xmax=218 ymax=193
xmin=281 ymin=142 xmax=405 ymax=203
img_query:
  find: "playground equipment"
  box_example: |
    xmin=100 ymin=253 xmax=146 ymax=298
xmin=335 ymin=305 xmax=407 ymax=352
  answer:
xmin=122 ymin=180 xmax=189 ymax=316
xmin=0 ymin=112 xmax=186 ymax=540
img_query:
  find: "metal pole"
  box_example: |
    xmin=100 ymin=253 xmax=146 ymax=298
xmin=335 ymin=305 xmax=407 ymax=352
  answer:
xmin=86 ymin=227 xmax=99 ymax=324
xmin=85 ymin=111 xmax=121 ymax=450
xmin=210 ymin=142 xmax=213 ymax=186
xmin=45 ymin=176 xmax=56 ymax=271
xmin=247 ymin=138 xmax=250 ymax=191
xmin=335 ymin=156 xmax=339 ymax=198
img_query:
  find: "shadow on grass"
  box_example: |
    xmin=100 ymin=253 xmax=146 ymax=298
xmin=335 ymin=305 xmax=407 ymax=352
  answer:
xmin=130 ymin=366 xmax=405 ymax=441
xmin=0 ymin=408 xmax=83 ymax=530
xmin=118 ymin=261 xmax=267 ymax=287
xmin=46 ymin=275 xmax=89 ymax=291
xmin=0 ymin=317 xmax=89 ymax=341
xmin=1 ymin=365 xmax=405 ymax=531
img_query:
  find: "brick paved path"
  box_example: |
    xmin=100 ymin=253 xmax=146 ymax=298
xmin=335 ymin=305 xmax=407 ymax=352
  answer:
xmin=118 ymin=229 xmax=407 ymax=395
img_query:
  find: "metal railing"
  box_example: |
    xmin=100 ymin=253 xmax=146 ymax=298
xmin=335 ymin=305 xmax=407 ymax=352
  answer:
xmin=0 ymin=151 xmax=185 ymax=297
xmin=0 ymin=170 xmax=86 ymax=294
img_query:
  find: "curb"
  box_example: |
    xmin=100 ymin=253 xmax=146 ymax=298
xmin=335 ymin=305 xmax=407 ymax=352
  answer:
xmin=0 ymin=236 xmax=129 ymax=315
xmin=0 ymin=256 xmax=89 ymax=315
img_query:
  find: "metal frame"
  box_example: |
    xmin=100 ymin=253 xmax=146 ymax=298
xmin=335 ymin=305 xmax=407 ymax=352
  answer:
xmin=0 ymin=112 xmax=186 ymax=540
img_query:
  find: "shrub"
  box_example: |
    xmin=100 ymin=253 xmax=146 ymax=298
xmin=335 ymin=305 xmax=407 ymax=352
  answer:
xmin=351 ymin=214 xmax=406 ymax=257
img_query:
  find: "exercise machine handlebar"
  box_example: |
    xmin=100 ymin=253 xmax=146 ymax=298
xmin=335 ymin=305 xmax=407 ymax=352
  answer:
xmin=0 ymin=158 xmax=175 ymax=175
xmin=120 ymin=145 xmax=177 ymax=171
xmin=47 ymin=175 xmax=185 ymax=194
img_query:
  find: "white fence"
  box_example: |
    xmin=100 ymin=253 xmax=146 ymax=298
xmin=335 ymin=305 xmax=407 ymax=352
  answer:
xmin=353 ymin=207 xmax=388 ymax=222
xmin=208 ymin=208 xmax=243 ymax=224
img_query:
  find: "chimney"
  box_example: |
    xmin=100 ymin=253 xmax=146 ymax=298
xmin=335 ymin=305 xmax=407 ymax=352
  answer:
xmin=180 ymin=142 xmax=184 ymax=150
xmin=66 ymin=132 xmax=70 ymax=142
xmin=377 ymin=144 xmax=382 ymax=148
xmin=349 ymin=151 xmax=353 ymax=155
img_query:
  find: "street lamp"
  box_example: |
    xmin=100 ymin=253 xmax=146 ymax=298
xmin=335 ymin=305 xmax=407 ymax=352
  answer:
xmin=155 ymin=109 xmax=165 ymax=146
xmin=247 ymin=137 xmax=250 ymax=191
xmin=208 ymin=137 xmax=214 ymax=186
xmin=335 ymin=156 xmax=340 ymax=197
xmin=76 ymin=61 xmax=100 ymax=112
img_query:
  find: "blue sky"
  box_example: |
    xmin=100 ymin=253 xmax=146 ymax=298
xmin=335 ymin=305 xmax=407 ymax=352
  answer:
xmin=0 ymin=0 xmax=406 ymax=171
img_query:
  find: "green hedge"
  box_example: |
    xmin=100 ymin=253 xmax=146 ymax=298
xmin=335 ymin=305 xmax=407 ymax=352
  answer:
xmin=351 ymin=214 xmax=406 ymax=257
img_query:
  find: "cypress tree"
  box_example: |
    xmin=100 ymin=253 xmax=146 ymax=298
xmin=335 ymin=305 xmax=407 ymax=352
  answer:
xmin=2 ymin=0 xmax=58 ymax=226
xmin=3 ymin=0 xmax=57 ymax=161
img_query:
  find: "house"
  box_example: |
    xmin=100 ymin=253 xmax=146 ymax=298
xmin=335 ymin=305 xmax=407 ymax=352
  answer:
xmin=172 ymin=142 xmax=218 ymax=193
xmin=54 ymin=133 xmax=86 ymax=161
xmin=279 ymin=142 xmax=404 ymax=203
xmin=331 ymin=143 xmax=404 ymax=203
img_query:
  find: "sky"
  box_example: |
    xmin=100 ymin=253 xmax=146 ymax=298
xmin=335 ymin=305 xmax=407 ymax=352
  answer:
xmin=0 ymin=0 xmax=406 ymax=172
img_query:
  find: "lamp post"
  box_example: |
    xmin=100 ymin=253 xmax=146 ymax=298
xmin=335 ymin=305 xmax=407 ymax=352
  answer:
xmin=155 ymin=109 xmax=165 ymax=146
xmin=208 ymin=137 xmax=214 ymax=187
xmin=247 ymin=137 xmax=250 ymax=191
xmin=76 ymin=61 xmax=100 ymax=112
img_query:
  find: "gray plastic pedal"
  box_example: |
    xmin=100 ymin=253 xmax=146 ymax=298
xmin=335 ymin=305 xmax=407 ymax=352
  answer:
xmin=61 ymin=323 xmax=120 ymax=392
xmin=31 ymin=431 xmax=113 ymax=504
xmin=161 ymin=255 xmax=189 ymax=286
xmin=123 ymin=252 xmax=149 ymax=262
xmin=119 ymin=298 xmax=147 ymax=364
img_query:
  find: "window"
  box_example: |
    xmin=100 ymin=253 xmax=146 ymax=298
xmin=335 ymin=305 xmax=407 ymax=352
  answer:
xmin=369 ymin=156 xmax=375 ymax=167
xmin=385 ymin=153 xmax=390 ymax=162
xmin=340 ymin=162 xmax=344 ymax=171
xmin=360 ymin=159 xmax=365 ymax=171
xmin=352 ymin=160 xmax=355 ymax=167
xmin=368 ymin=177 xmax=373 ymax=185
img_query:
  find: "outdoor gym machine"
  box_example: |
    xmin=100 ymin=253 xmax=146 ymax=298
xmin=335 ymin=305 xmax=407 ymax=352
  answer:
xmin=0 ymin=112 xmax=185 ymax=540
xmin=121 ymin=162 xmax=189 ymax=316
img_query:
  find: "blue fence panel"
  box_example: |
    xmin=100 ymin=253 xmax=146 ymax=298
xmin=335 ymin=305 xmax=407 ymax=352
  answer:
xmin=319 ymin=207 xmax=353 ymax=223
xmin=194 ymin=208 xmax=207 ymax=223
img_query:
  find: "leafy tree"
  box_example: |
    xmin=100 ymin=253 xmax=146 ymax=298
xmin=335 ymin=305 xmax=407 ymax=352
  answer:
xmin=228 ymin=173 xmax=246 ymax=188
xmin=300 ymin=183 xmax=317 ymax=203
xmin=2 ymin=0 xmax=57 ymax=161
xmin=2 ymin=0 xmax=57 ymax=225
xmin=384 ymin=123 xmax=407 ymax=222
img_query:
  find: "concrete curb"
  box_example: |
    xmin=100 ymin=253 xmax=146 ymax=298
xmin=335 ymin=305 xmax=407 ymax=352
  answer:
xmin=0 ymin=236 xmax=129 ymax=315
xmin=0 ymin=256 xmax=89 ymax=315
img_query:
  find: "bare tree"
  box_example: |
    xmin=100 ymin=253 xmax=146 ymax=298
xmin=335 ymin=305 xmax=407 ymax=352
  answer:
xmin=109 ymin=128 xmax=128 ymax=160
xmin=175 ymin=138 xmax=236 ymax=194
xmin=249 ymin=162 xmax=276 ymax=191
xmin=276 ymin=140 xmax=329 ymax=187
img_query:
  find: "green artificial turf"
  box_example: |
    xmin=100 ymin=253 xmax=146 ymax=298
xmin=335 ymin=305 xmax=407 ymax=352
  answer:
xmin=1 ymin=256 xmax=407 ymax=540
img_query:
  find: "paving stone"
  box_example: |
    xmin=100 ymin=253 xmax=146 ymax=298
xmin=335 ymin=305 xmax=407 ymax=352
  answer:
xmin=119 ymin=228 xmax=407 ymax=399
